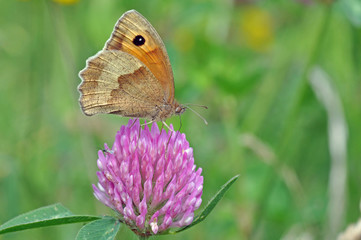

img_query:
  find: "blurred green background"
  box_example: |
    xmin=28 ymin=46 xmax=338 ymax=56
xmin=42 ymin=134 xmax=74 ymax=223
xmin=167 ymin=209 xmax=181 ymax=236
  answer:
xmin=1 ymin=0 xmax=361 ymax=239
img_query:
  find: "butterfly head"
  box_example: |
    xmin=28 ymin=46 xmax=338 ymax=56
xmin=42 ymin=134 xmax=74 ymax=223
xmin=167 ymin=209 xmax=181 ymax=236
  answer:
xmin=175 ymin=104 xmax=186 ymax=116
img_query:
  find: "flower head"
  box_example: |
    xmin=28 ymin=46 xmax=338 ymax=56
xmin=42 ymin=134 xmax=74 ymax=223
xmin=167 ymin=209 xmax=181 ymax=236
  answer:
xmin=93 ymin=119 xmax=203 ymax=237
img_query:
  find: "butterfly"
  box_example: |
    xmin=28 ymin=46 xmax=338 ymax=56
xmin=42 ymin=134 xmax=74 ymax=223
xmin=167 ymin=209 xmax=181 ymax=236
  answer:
xmin=78 ymin=10 xmax=195 ymax=127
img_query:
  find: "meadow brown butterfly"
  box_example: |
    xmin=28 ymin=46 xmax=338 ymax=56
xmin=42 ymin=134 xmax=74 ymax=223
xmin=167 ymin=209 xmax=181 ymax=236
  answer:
xmin=78 ymin=10 xmax=186 ymax=124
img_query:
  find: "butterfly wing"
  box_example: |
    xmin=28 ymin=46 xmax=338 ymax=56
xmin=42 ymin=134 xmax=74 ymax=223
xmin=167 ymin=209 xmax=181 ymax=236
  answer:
xmin=78 ymin=50 xmax=165 ymax=118
xmin=104 ymin=10 xmax=175 ymax=103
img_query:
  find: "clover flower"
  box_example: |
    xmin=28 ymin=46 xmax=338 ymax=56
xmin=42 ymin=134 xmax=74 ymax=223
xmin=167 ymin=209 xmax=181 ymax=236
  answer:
xmin=93 ymin=119 xmax=203 ymax=237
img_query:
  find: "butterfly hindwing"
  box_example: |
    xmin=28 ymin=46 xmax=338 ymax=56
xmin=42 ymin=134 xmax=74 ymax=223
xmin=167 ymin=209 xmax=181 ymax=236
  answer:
xmin=78 ymin=50 xmax=165 ymax=118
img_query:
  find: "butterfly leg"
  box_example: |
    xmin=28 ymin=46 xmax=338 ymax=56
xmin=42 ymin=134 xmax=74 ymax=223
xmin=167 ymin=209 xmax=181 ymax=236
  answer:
xmin=130 ymin=118 xmax=139 ymax=128
xmin=161 ymin=121 xmax=174 ymax=132
xmin=141 ymin=120 xmax=155 ymax=127
xmin=177 ymin=115 xmax=182 ymax=132
xmin=164 ymin=130 xmax=173 ymax=156
xmin=163 ymin=123 xmax=181 ymax=156
xmin=138 ymin=120 xmax=155 ymax=140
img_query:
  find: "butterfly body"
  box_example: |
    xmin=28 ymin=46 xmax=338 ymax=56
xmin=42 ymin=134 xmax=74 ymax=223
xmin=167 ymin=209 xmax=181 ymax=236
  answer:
xmin=78 ymin=10 xmax=185 ymax=122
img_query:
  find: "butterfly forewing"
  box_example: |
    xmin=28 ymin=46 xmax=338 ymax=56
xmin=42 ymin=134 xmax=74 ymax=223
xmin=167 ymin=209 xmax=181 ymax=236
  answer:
xmin=104 ymin=10 xmax=175 ymax=103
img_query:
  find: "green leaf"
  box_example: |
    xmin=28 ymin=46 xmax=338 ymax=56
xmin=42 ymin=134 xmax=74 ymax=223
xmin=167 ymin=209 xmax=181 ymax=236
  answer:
xmin=0 ymin=203 xmax=101 ymax=234
xmin=76 ymin=217 xmax=120 ymax=240
xmin=165 ymin=174 xmax=240 ymax=234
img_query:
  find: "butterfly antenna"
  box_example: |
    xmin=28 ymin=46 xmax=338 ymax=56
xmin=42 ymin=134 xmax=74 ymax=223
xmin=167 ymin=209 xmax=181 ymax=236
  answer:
xmin=183 ymin=103 xmax=208 ymax=109
xmin=185 ymin=106 xmax=208 ymax=125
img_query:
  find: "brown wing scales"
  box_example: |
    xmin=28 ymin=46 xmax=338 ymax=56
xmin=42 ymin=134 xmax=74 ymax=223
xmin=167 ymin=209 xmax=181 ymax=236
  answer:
xmin=78 ymin=50 xmax=165 ymax=118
